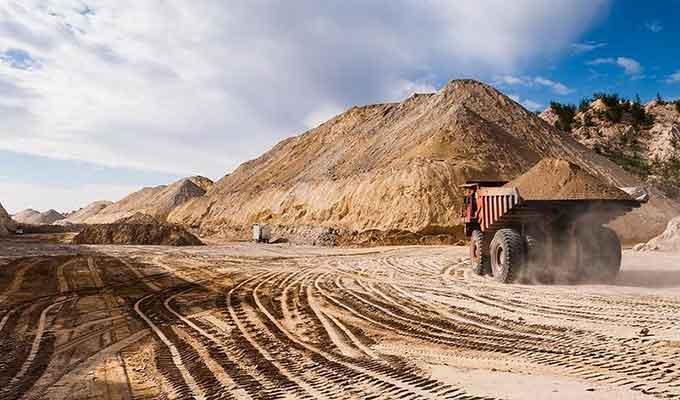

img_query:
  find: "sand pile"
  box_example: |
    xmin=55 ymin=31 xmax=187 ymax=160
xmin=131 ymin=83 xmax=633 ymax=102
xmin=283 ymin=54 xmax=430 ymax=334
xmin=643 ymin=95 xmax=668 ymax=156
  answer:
xmin=507 ymin=158 xmax=632 ymax=200
xmin=72 ymin=215 xmax=203 ymax=246
xmin=634 ymin=216 xmax=680 ymax=252
xmin=84 ymin=176 xmax=213 ymax=224
xmin=0 ymin=202 xmax=15 ymax=236
xmin=166 ymin=80 xmax=678 ymax=244
xmin=54 ymin=200 xmax=113 ymax=225
xmin=13 ymin=209 xmax=65 ymax=225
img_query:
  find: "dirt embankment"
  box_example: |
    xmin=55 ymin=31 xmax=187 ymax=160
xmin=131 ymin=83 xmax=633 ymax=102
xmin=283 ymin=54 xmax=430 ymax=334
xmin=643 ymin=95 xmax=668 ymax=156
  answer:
xmin=72 ymin=213 xmax=203 ymax=246
xmin=0 ymin=201 xmax=15 ymax=236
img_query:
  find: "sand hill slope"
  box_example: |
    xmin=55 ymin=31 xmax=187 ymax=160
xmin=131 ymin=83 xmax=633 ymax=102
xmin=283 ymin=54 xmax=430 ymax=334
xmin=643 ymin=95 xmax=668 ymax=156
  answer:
xmin=168 ymin=80 xmax=680 ymax=243
xmin=635 ymin=216 xmax=680 ymax=252
xmin=13 ymin=209 xmax=65 ymax=225
xmin=54 ymin=201 xmax=113 ymax=225
xmin=84 ymin=176 xmax=213 ymax=224
xmin=0 ymin=202 xmax=15 ymax=236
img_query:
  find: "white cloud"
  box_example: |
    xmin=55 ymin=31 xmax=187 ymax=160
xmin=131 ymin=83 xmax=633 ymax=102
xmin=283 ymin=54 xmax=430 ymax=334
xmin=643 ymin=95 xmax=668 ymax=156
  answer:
xmin=496 ymin=75 xmax=572 ymax=95
xmin=667 ymin=70 xmax=680 ymax=84
xmin=0 ymin=0 xmax=609 ymax=179
xmin=587 ymin=56 xmax=642 ymax=76
xmin=570 ymin=41 xmax=606 ymax=53
xmin=645 ymin=21 xmax=663 ymax=33
xmin=508 ymin=94 xmax=543 ymax=111
xmin=0 ymin=182 xmax=139 ymax=214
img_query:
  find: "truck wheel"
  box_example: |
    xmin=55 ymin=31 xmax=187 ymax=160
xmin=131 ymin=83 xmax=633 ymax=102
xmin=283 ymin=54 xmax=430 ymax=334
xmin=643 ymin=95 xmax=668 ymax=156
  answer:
xmin=593 ymin=227 xmax=621 ymax=282
xmin=470 ymin=230 xmax=489 ymax=275
xmin=490 ymin=229 xmax=524 ymax=283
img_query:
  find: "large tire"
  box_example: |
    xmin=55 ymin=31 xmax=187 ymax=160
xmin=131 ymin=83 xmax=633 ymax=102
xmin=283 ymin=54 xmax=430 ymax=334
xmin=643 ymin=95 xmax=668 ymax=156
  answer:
xmin=576 ymin=226 xmax=622 ymax=283
xmin=470 ymin=230 xmax=489 ymax=275
xmin=490 ymin=228 xmax=525 ymax=283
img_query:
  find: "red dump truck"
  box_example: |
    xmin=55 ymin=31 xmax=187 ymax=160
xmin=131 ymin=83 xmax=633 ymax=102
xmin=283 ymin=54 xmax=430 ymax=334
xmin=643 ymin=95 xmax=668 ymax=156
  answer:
xmin=461 ymin=181 xmax=647 ymax=283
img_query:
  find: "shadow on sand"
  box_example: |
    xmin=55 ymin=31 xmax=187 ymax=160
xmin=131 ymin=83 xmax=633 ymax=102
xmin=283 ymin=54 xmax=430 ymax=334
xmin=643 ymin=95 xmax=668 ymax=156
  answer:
xmin=614 ymin=270 xmax=680 ymax=288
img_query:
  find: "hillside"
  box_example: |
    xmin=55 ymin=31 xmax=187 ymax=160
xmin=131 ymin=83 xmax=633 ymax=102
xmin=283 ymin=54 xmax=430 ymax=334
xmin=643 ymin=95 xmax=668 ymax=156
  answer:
xmin=54 ymin=200 xmax=113 ymax=225
xmin=13 ymin=209 xmax=65 ymax=225
xmin=0 ymin=202 xmax=15 ymax=236
xmin=168 ymin=80 xmax=680 ymax=244
xmin=84 ymin=176 xmax=213 ymax=224
xmin=541 ymin=96 xmax=680 ymax=197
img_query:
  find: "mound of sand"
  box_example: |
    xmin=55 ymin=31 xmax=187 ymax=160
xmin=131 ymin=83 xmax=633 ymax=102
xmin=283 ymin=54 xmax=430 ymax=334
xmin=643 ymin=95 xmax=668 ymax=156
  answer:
xmin=72 ymin=219 xmax=203 ymax=246
xmin=167 ymin=80 xmax=679 ymax=244
xmin=115 ymin=213 xmax=160 ymax=225
xmin=634 ymin=216 xmax=680 ymax=252
xmin=13 ymin=209 xmax=65 ymax=225
xmin=0 ymin=202 xmax=15 ymax=236
xmin=54 ymin=201 xmax=113 ymax=225
xmin=84 ymin=176 xmax=213 ymax=224
xmin=507 ymin=158 xmax=632 ymax=200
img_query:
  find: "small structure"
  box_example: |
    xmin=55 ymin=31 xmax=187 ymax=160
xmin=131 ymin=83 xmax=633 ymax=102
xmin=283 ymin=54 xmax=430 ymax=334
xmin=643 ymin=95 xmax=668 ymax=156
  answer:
xmin=252 ymin=224 xmax=271 ymax=243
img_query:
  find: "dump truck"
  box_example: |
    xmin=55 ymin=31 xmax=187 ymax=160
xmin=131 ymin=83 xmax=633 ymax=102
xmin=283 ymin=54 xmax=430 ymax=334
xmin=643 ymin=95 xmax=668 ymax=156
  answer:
xmin=461 ymin=180 xmax=648 ymax=283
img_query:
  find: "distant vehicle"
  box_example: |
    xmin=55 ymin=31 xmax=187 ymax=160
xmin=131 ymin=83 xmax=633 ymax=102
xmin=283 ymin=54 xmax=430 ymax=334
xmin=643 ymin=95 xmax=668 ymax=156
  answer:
xmin=252 ymin=224 xmax=271 ymax=243
xmin=461 ymin=181 xmax=647 ymax=283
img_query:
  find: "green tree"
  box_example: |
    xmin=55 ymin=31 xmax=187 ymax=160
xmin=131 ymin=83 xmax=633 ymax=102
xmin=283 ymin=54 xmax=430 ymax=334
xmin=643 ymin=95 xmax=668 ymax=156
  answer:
xmin=656 ymin=92 xmax=666 ymax=105
xmin=550 ymin=101 xmax=577 ymax=131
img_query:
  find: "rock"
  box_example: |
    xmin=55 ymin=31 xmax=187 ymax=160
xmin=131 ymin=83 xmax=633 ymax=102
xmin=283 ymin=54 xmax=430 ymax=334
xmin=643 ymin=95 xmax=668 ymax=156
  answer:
xmin=316 ymin=228 xmax=339 ymax=247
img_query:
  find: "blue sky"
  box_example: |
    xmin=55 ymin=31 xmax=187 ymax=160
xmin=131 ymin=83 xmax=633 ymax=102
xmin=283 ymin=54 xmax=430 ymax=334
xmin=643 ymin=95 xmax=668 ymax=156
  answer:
xmin=492 ymin=1 xmax=680 ymax=110
xmin=1 ymin=1 xmax=679 ymax=213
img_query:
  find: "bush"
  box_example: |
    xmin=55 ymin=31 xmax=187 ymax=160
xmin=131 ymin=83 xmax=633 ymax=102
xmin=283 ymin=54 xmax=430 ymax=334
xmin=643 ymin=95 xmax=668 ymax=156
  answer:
xmin=578 ymin=98 xmax=591 ymax=113
xmin=675 ymin=100 xmax=680 ymax=113
xmin=550 ymin=101 xmax=577 ymax=131
xmin=591 ymin=93 xmax=625 ymax=122
xmin=631 ymin=95 xmax=653 ymax=126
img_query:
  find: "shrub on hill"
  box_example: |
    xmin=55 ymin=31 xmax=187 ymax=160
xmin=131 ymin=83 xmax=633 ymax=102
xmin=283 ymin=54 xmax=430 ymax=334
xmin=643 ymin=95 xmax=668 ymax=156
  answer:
xmin=549 ymin=101 xmax=576 ymax=131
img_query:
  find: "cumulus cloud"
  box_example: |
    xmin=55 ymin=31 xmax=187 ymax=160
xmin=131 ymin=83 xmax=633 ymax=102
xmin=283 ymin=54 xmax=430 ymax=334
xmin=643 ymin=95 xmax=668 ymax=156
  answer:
xmin=496 ymin=75 xmax=573 ymax=95
xmin=0 ymin=0 xmax=609 ymax=178
xmin=588 ymin=56 xmax=642 ymax=76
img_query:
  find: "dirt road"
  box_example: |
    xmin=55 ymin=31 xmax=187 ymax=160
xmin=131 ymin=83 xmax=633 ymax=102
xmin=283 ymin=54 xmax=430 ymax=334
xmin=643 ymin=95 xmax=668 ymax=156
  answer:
xmin=0 ymin=241 xmax=678 ymax=399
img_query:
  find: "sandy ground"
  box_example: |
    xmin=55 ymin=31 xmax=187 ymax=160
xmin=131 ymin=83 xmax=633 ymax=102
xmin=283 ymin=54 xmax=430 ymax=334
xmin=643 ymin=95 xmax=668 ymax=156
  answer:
xmin=0 ymin=237 xmax=678 ymax=399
